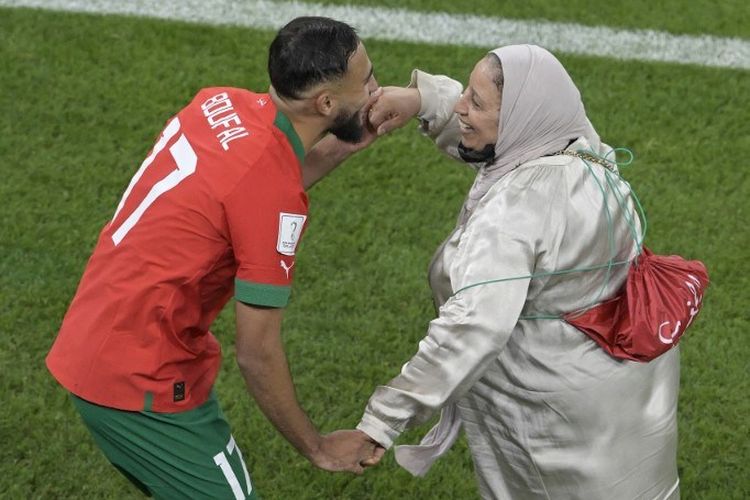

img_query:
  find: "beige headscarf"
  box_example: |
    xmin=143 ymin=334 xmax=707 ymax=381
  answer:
xmin=460 ymin=44 xmax=600 ymax=223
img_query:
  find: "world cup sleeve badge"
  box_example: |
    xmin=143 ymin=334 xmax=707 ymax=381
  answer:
xmin=277 ymin=212 xmax=307 ymax=256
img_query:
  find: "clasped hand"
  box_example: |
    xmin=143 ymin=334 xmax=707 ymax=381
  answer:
xmin=309 ymin=430 xmax=385 ymax=475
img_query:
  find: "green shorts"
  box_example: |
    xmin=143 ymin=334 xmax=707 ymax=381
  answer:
xmin=71 ymin=391 xmax=258 ymax=500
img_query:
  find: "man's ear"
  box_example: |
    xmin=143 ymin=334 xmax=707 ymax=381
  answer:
xmin=313 ymin=90 xmax=336 ymax=118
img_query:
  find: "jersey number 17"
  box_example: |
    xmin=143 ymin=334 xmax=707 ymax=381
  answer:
xmin=110 ymin=117 xmax=197 ymax=245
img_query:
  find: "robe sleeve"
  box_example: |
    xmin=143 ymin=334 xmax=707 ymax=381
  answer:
xmin=408 ymin=70 xmax=465 ymax=162
xmin=358 ymin=174 xmax=560 ymax=448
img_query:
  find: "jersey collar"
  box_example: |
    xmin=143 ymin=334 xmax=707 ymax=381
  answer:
xmin=273 ymin=111 xmax=305 ymax=163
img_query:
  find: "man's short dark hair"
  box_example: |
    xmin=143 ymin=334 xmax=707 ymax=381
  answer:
xmin=268 ymin=17 xmax=360 ymax=100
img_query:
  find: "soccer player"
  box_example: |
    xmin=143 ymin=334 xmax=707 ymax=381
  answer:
xmin=46 ymin=17 xmax=383 ymax=499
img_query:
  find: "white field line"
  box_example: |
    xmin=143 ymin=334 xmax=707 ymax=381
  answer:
xmin=1 ymin=0 xmax=748 ymax=70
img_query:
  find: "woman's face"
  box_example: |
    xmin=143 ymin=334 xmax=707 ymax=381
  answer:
xmin=453 ymin=57 xmax=502 ymax=151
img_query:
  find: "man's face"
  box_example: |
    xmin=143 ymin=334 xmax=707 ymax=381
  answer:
xmin=328 ymin=105 xmax=366 ymax=143
xmin=327 ymin=42 xmax=377 ymax=143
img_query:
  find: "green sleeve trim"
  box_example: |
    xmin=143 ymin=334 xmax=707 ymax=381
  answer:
xmin=273 ymin=111 xmax=305 ymax=163
xmin=235 ymin=278 xmax=290 ymax=307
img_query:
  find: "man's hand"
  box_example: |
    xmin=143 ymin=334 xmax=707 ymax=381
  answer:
xmin=309 ymin=430 xmax=384 ymax=475
xmin=368 ymin=86 xmax=421 ymax=136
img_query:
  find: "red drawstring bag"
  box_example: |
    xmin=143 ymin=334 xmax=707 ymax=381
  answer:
xmin=564 ymin=246 xmax=709 ymax=362
xmin=454 ymin=151 xmax=710 ymax=363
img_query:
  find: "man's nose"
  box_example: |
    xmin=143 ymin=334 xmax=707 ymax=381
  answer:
xmin=367 ymin=76 xmax=379 ymax=94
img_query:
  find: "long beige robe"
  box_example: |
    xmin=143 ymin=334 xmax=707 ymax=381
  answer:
xmin=358 ymin=71 xmax=680 ymax=499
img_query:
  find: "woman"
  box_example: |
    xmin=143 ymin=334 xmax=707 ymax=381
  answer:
xmin=359 ymin=45 xmax=680 ymax=499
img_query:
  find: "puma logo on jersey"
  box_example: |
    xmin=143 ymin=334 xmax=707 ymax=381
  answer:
xmin=201 ymin=92 xmax=249 ymax=151
xmin=280 ymin=259 xmax=294 ymax=279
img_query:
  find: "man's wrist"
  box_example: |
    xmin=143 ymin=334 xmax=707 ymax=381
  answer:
xmin=298 ymin=431 xmax=324 ymax=461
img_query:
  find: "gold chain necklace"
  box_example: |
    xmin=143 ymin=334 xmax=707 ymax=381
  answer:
xmin=555 ymin=149 xmax=618 ymax=172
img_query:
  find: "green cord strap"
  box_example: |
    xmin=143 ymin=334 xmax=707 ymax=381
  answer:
xmin=450 ymin=146 xmax=647 ymax=320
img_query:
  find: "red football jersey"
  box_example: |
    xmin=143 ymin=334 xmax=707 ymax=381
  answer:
xmin=47 ymin=88 xmax=308 ymax=412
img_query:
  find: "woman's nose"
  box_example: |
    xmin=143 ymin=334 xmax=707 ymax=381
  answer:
xmin=454 ymin=94 xmax=468 ymax=115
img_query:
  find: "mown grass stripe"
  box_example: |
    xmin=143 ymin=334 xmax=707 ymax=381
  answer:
xmin=1 ymin=0 xmax=748 ymax=70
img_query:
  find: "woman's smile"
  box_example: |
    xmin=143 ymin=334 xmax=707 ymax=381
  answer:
xmin=458 ymin=118 xmax=475 ymax=134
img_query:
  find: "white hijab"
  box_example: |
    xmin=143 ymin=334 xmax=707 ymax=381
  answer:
xmin=460 ymin=44 xmax=600 ymax=222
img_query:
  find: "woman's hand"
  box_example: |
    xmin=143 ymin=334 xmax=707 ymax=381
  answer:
xmin=368 ymin=86 xmax=421 ymax=136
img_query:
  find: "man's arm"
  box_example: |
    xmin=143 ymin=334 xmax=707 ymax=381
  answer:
xmin=301 ymin=134 xmax=362 ymax=189
xmin=234 ymin=301 xmax=376 ymax=474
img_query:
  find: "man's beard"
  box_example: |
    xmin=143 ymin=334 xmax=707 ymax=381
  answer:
xmin=458 ymin=141 xmax=495 ymax=163
xmin=328 ymin=107 xmax=365 ymax=144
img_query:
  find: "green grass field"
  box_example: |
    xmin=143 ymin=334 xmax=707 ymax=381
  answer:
xmin=1 ymin=3 xmax=749 ymax=498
